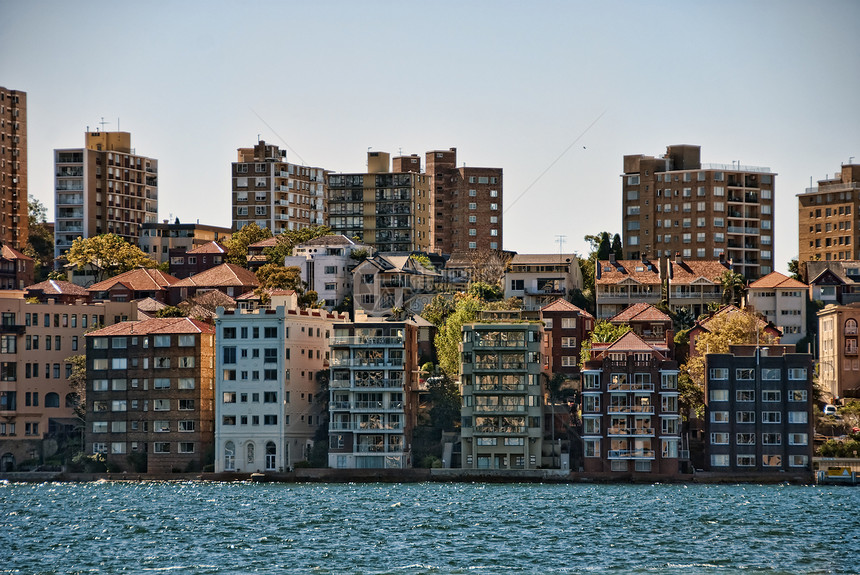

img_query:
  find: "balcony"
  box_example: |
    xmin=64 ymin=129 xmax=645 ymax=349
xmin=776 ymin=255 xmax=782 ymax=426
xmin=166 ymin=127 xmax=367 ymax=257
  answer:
xmin=607 ymin=382 xmax=654 ymax=392
xmin=331 ymin=336 xmax=404 ymax=346
xmin=0 ymin=323 xmax=25 ymax=334
xmin=473 ymin=404 xmax=526 ymax=413
xmin=607 ymin=449 xmax=655 ymax=459
xmin=473 ymin=425 xmax=527 ymax=435
xmin=607 ymin=427 xmax=654 ymax=437
xmin=473 ymin=383 xmax=527 ymax=393
xmin=607 ymin=404 xmax=655 ymax=415
xmin=330 ymin=358 xmax=404 ymax=368
xmin=727 ymin=226 xmax=759 ymax=235
xmin=328 ymin=421 xmax=405 ymax=433
xmin=329 ymin=378 xmax=405 ymax=389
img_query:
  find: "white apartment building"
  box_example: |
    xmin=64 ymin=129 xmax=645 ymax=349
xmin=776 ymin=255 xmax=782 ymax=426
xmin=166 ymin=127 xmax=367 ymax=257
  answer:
xmin=284 ymin=235 xmax=369 ymax=310
xmin=504 ymin=254 xmax=583 ymax=311
xmin=745 ymin=271 xmax=808 ymax=345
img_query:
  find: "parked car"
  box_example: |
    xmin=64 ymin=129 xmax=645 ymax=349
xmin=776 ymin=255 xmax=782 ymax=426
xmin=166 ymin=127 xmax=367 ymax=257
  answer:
xmin=824 ymin=404 xmax=838 ymax=416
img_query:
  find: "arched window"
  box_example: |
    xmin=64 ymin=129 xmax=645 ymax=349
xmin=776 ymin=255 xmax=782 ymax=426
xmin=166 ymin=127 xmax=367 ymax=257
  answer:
xmin=246 ymin=442 xmax=255 ymax=465
xmin=265 ymin=441 xmax=276 ymax=471
xmin=846 ymin=319 xmax=858 ymax=335
xmin=224 ymin=441 xmax=235 ymax=471
xmin=45 ymin=393 xmax=60 ymax=408
xmin=65 ymin=393 xmax=78 ymax=408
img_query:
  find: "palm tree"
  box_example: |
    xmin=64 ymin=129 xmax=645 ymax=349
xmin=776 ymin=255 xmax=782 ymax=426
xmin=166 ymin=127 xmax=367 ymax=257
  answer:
xmin=720 ymin=270 xmax=746 ymax=306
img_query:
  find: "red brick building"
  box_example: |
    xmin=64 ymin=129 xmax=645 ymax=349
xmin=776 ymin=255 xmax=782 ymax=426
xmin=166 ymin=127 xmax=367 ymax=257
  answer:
xmin=539 ymin=298 xmax=594 ymax=377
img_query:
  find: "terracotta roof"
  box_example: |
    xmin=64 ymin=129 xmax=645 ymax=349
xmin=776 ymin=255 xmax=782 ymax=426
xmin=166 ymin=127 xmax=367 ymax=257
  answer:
xmin=86 ymin=317 xmax=214 ymax=336
xmin=181 ymin=289 xmax=237 ymax=308
xmin=601 ymin=331 xmax=661 ymax=353
xmin=540 ymin=297 xmax=594 ymax=318
xmin=171 ymin=263 xmax=259 ymax=288
xmin=248 ymin=237 xmax=279 ymax=249
xmin=25 ymin=279 xmax=89 ymax=296
xmin=187 ymin=241 xmax=227 ymax=255
xmin=88 ymin=268 xmax=180 ymax=292
xmin=748 ymin=271 xmax=807 ymax=289
xmin=609 ymin=302 xmax=671 ymax=323
xmin=136 ymin=297 xmax=167 ymax=312
xmin=1 ymin=245 xmax=32 ymax=260
xmin=595 ymin=260 xmax=661 ymax=285
xmin=669 ymin=260 xmax=730 ymax=284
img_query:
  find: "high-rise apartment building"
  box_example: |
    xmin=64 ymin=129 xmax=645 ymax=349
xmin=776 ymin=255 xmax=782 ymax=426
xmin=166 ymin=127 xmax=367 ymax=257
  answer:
xmin=327 ymin=151 xmax=430 ymax=253
xmin=231 ymin=140 xmax=326 ymax=234
xmin=622 ymin=145 xmax=775 ymax=279
xmin=0 ymin=87 xmax=27 ymax=250
xmin=54 ymin=131 xmax=158 ymax=263
xmin=797 ymin=163 xmax=860 ymax=264
xmin=426 ymin=148 xmax=503 ymax=254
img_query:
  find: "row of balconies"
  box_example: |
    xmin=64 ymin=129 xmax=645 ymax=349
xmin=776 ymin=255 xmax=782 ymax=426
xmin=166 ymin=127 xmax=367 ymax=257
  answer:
xmin=329 ymin=378 xmax=405 ymax=389
xmin=330 ymin=401 xmax=404 ymax=411
xmin=330 ymin=336 xmax=403 ymax=346
xmin=329 ymin=421 xmax=405 ymax=432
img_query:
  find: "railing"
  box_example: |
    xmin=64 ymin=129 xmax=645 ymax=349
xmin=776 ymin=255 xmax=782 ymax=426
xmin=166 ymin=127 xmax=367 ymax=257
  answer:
xmin=804 ymin=182 xmax=860 ymax=194
xmin=329 ymin=422 xmax=405 ymax=433
xmin=607 ymin=405 xmax=655 ymax=414
xmin=330 ymin=358 xmax=404 ymax=367
xmin=607 ymin=382 xmax=654 ymax=392
xmin=473 ymin=404 xmax=526 ymax=413
xmin=727 ymin=226 xmax=759 ymax=235
xmin=473 ymin=425 xmax=527 ymax=434
xmin=331 ymin=336 xmax=403 ymax=346
xmin=608 ymin=449 xmax=656 ymax=459
xmin=702 ymin=163 xmax=772 ymax=174
xmin=474 ymin=383 xmax=527 ymax=392
xmin=607 ymin=427 xmax=654 ymax=436
xmin=330 ymin=401 xmax=351 ymax=410
xmin=356 ymin=444 xmax=404 ymax=453
xmin=329 ymin=378 xmax=404 ymax=389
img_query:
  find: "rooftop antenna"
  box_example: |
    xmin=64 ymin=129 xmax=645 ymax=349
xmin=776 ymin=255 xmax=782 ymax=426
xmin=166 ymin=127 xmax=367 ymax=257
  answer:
xmin=98 ymin=117 xmax=110 ymax=132
xmin=555 ymin=234 xmax=567 ymax=260
xmin=850 ymin=156 xmax=856 ymax=164
xmin=117 ymin=117 xmax=120 ymax=132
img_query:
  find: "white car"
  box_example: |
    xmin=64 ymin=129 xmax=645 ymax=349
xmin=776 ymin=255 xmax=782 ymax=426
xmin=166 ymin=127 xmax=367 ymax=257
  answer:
xmin=823 ymin=404 xmax=838 ymax=416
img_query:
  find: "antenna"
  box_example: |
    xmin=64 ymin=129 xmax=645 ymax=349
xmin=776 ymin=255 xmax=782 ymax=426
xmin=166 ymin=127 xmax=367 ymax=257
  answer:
xmin=98 ymin=117 xmax=110 ymax=132
xmin=555 ymin=235 xmax=567 ymax=259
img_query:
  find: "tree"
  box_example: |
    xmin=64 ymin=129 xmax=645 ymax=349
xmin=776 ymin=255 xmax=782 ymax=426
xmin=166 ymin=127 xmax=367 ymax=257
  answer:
xmin=788 ymin=259 xmax=804 ymax=282
xmin=25 ymin=196 xmax=54 ymax=281
xmin=255 ymin=263 xmax=319 ymax=309
xmin=467 ymin=281 xmax=503 ymax=302
xmin=467 ymin=249 xmax=511 ymax=287
xmin=426 ymin=374 xmax=461 ymax=432
xmin=720 ymin=270 xmax=747 ymax=306
xmin=263 ymin=225 xmax=332 ymax=266
xmin=579 ymin=320 xmax=631 ymax=366
xmin=226 ymin=223 xmax=272 ymax=267
xmin=611 ymin=233 xmax=623 ymax=260
xmin=64 ymin=234 xmax=157 ymax=283
xmin=155 ymin=305 xmax=186 ymax=318
xmin=66 ymin=354 xmax=87 ymax=422
xmin=596 ymin=232 xmax=611 ymax=261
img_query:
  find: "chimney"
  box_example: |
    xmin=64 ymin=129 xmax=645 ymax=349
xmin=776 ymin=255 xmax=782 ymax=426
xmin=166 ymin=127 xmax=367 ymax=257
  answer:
xmin=609 ymin=253 xmax=616 ymax=265
xmin=719 ymin=252 xmax=726 ymax=265
xmin=674 ymin=251 xmax=682 ymax=265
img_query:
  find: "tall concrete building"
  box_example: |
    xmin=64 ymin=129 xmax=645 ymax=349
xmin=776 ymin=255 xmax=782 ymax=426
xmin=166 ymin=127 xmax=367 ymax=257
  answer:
xmin=426 ymin=148 xmax=503 ymax=255
xmin=797 ymin=163 xmax=860 ymax=264
xmin=327 ymin=151 xmax=430 ymax=253
xmin=622 ymin=145 xmax=775 ymax=280
xmin=231 ymin=140 xmax=326 ymax=234
xmin=54 ymin=131 xmax=158 ymax=263
xmin=0 ymin=87 xmax=27 ymax=250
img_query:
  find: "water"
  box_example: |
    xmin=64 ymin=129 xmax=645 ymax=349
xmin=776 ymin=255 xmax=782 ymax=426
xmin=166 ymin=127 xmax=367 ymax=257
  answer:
xmin=1 ymin=481 xmax=858 ymax=574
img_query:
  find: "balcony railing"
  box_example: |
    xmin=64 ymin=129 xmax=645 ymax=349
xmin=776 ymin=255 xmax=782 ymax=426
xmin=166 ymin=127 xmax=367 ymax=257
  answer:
xmin=607 ymin=382 xmax=654 ymax=392
xmin=473 ymin=383 xmax=527 ymax=392
xmin=331 ymin=336 xmax=403 ymax=346
xmin=329 ymin=422 xmax=405 ymax=433
xmin=607 ymin=449 xmax=656 ymax=459
xmin=473 ymin=425 xmax=527 ymax=434
xmin=607 ymin=405 xmax=655 ymax=414
xmin=329 ymin=378 xmax=404 ymax=389
xmin=330 ymin=358 xmax=404 ymax=368
xmin=607 ymin=427 xmax=654 ymax=437
xmin=473 ymin=404 xmax=527 ymax=413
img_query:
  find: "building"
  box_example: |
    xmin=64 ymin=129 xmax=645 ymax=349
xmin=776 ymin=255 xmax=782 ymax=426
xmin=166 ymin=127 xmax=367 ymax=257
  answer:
xmin=704 ymin=345 xmax=813 ymax=476
xmin=805 ymin=260 xmax=860 ymax=304
xmin=0 ymin=245 xmax=33 ymax=290
xmin=83 ymin=317 xmax=216 ymax=473
xmin=688 ymin=305 xmax=782 ymax=359
xmin=328 ymin=318 xmax=419 ymax=468
xmin=87 ymin=268 xmax=179 ymax=303
xmin=460 ymin=311 xmax=547 ymax=469
xmin=504 ymin=253 xmax=583 ymax=311
xmin=0 ymin=294 xmax=138 ymax=471
xmin=425 ymin=148 xmax=503 ymax=254
xmin=594 ymin=257 xmax=662 ymax=319
xmin=797 ymin=163 xmax=860 ymax=264
xmin=54 ymin=131 xmax=158 ymax=263
xmin=140 ymin=220 xmax=231 ymax=264
xmin=284 ymin=235 xmax=369 ymax=309
xmin=168 ymin=263 xmax=259 ymax=304
xmin=214 ymin=298 xmax=347 ymax=473
xmin=745 ymin=271 xmax=808 ymax=345
xmin=622 ymin=144 xmax=775 ymax=279
xmin=327 ymin=151 xmax=430 ymax=253
xmin=231 ymin=140 xmax=326 ymax=234
xmin=817 ymin=303 xmax=860 ymax=400
xmin=608 ymin=303 xmax=673 ymax=353
xmin=0 ymin=86 xmax=27 ymax=250
xmin=168 ymin=241 xmax=228 ymax=279
xmin=540 ymin=298 xmax=594 ymax=377
xmin=351 ymin=254 xmax=441 ymax=317
xmin=581 ymin=331 xmax=682 ymax=476
xmin=24 ymin=279 xmax=91 ymax=304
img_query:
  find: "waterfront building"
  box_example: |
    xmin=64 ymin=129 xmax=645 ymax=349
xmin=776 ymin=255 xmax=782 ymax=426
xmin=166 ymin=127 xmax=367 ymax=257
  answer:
xmin=581 ymin=331 xmax=682 ymax=476
xmin=328 ymin=318 xmax=419 ymax=469
xmin=0 ymin=293 xmax=137 ymax=471
xmin=351 ymin=254 xmax=441 ymax=317
xmin=704 ymin=345 xmax=814 ymax=475
xmin=84 ymin=317 xmax=215 ymax=473
xmin=284 ymin=234 xmax=369 ymax=310
xmin=140 ymin=220 xmax=231 ymax=264
xmin=168 ymin=241 xmax=228 ymax=279
xmin=745 ymin=272 xmax=808 ymax=345
xmin=24 ymin=279 xmax=90 ymax=304
xmin=594 ymin=257 xmax=662 ymax=319
xmin=327 ymin=151 xmax=430 ymax=253
xmin=54 ymin=131 xmax=158 ymax=264
xmin=622 ymin=144 xmax=775 ymax=279
xmin=232 ymin=140 xmax=326 ymax=234
xmin=460 ymin=311 xmax=547 ymax=470
xmin=504 ymin=253 xmax=583 ymax=311
xmin=425 ymin=148 xmax=503 ymax=254
xmin=87 ymin=268 xmax=179 ymax=303
xmin=0 ymin=86 xmax=28 ymax=251
xmin=797 ymin=163 xmax=860 ymax=264
xmin=817 ymin=302 xmax=860 ymax=400
xmin=539 ymin=298 xmax=594 ymax=377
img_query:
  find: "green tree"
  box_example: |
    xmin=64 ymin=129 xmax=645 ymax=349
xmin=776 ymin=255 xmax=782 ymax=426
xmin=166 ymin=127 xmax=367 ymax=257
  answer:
xmin=720 ymin=269 xmax=747 ymax=306
xmin=579 ymin=320 xmax=631 ymax=365
xmin=611 ymin=233 xmax=623 ymax=260
xmin=467 ymin=281 xmax=503 ymax=301
xmin=66 ymin=354 xmax=87 ymax=422
xmin=596 ymin=231 xmax=611 ymax=261
xmin=64 ymin=234 xmax=157 ymax=283
xmin=264 ymin=225 xmax=332 ymax=265
xmin=255 ymin=263 xmax=319 ymax=309
xmin=226 ymin=223 xmax=273 ymax=267
xmin=25 ymin=196 xmax=54 ymax=281
xmin=155 ymin=305 xmax=185 ymax=318
xmin=420 ymin=294 xmax=457 ymax=328
xmin=787 ymin=258 xmax=803 ymax=282
xmin=426 ymin=374 xmax=461 ymax=432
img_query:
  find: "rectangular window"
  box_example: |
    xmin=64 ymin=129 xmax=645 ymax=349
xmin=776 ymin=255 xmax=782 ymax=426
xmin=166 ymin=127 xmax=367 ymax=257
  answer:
xmin=788 ymin=368 xmax=807 ymax=380
xmin=736 ymin=390 xmax=754 ymax=402
xmin=153 ymin=335 xmax=171 ymax=347
xmin=154 ymin=443 xmax=170 ymax=454
xmin=789 ymin=390 xmax=807 ymax=402
xmin=762 ymin=411 xmax=781 ymax=423
xmin=736 ymin=411 xmax=755 ymax=423
xmin=710 ymin=432 xmax=729 ymax=444
xmin=711 ymin=454 xmax=729 ymax=467
xmin=709 ymin=389 xmax=728 ymax=401
xmin=788 ymin=411 xmax=808 ymax=424
xmin=736 ymin=433 xmax=755 ymax=445
xmin=153 ymin=399 xmax=170 ymax=411
xmin=762 ymin=390 xmax=780 ymax=402
xmin=736 ymin=368 xmax=754 ymax=380
xmin=709 ymin=368 xmax=728 ymax=380
xmin=711 ymin=411 xmax=729 ymax=423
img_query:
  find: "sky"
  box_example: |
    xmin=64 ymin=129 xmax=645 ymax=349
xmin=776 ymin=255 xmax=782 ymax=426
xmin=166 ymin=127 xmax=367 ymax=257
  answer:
xmin=2 ymin=0 xmax=858 ymax=271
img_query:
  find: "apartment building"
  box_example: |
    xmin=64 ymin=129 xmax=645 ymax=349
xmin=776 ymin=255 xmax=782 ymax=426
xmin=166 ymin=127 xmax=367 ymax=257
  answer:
xmin=540 ymin=298 xmax=594 ymax=377
xmin=797 ymin=163 xmax=860 ymax=264
xmin=54 ymin=131 xmax=158 ymax=263
xmin=817 ymin=302 xmax=860 ymax=400
xmin=581 ymin=332 xmax=682 ymax=476
xmin=351 ymin=254 xmax=441 ymax=317
xmin=168 ymin=241 xmax=228 ymax=279
xmin=328 ymin=319 xmax=418 ymax=469
xmin=594 ymin=257 xmax=662 ymax=319
xmin=460 ymin=312 xmax=546 ymax=470
xmin=0 ymin=86 xmax=27 ymax=250
xmin=504 ymin=253 xmax=583 ymax=311
xmin=745 ymin=271 xmax=807 ymax=345
xmin=284 ymin=235 xmax=369 ymax=309
xmin=0 ymin=295 xmax=137 ymax=471
xmin=425 ymin=148 xmax=503 ymax=254
xmin=0 ymin=245 xmax=33 ymax=290
xmin=140 ymin=220 xmax=231 ymax=264
xmin=231 ymin=140 xmax=326 ymax=234
xmin=622 ymin=144 xmax=775 ymax=279
xmin=84 ymin=317 xmax=216 ymax=473
xmin=214 ymin=298 xmax=347 ymax=472
xmin=805 ymin=260 xmax=860 ymax=305
xmin=704 ymin=345 xmax=814 ymax=476
xmin=608 ymin=303 xmax=673 ymax=353
xmin=327 ymin=151 xmax=430 ymax=253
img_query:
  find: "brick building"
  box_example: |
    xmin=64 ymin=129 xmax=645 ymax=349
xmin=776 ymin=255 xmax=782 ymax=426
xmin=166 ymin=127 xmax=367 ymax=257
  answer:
xmin=797 ymin=163 xmax=860 ymax=264
xmin=0 ymin=86 xmax=28 ymax=250
xmin=539 ymin=298 xmax=594 ymax=377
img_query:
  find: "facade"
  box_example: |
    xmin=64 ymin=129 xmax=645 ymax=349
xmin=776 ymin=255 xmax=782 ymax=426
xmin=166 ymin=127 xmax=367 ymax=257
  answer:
xmin=745 ymin=271 xmax=808 ymax=345
xmin=805 ymin=261 xmax=860 ymax=304
xmin=87 ymin=268 xmax=179 ymax=303
xmin=327 ymin=151 xmax=431 ymax=253
xmin=84 ymin=318 xmax=215 ymax=473
xmin=140 ymin=220 xmax=231 ymax=264
xmin=168 ymin=241 xmax=228 ymax=279
xmin=425 ymin=148 xmax=503 ymax=254
xmin=460 ymin=312 xmax=546 ymax=469
xmin=594 ymin=257 xmax=662 ymax=319
xmin=214 ymin=299 xmax=347 ymax=472
xmin=540 ymin=298 xmax=594 ymax=377
xmin=168 ymin=263 xmax=259 ymax=304
xmin=817 ymin=303 xmax=860 ymax=400
xmin=704 ymin=345 xmax=814 ymax=475
xmin=54 ymin=131 xmax=158 ymax=263
xmin=351 ymin=254 xmax=441 ymax=317
xmin=284 ymin=235 xmax=369 ymax=309
xmin=328 ymin=319 xmax=418 ymax=469
xmin=231 ymin=140 xmax=326 ymax=234
xmin=504 ymin=253 xmax=583 ymax=311
xmin=608 ymin=303 xmax=673 ymax=354
xmin=622 ymin=144 xmax=775 ymax=279
xmin=581 ymin=332 xmax=682 ymax=476
xmin=797 ymin=164 xmax=860 ymax=264
xmin=0 ymin=86 xmax=27 ymax=250
xmin=0 ymin=295 xmax=138 ymax=471
xmin=0 ymin=245 xmax=33 ymax=290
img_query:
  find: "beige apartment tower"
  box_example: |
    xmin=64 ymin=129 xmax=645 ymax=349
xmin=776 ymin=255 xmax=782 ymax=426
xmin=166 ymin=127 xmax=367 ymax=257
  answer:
xmin=797 ymin=164 xmax=860 ymax=265
xmin=622 ymin=145 xmax=775 ymax=280
xmin=54 ymin=131 xmax=158 ymax=263
xmin=0 ymin=87 xmax=27 ymax=250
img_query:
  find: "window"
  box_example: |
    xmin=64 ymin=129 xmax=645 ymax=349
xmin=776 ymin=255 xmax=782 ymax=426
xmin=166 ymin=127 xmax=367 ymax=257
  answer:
xmin=711 ymin=411 xmax=729 ymax=423
xmin=92 ymin=379 xmax=108 ymax=392
xmin=788 ymin=411 xmax=808 ymax=424
xmin=736 ymin=455 xmax=755 ymax=467
xmin=153 ymin=399 xmax=170 ymax=411
xmin=762 ymin=411 xmax=781 ymax=424
xmin=111 ymin=400 xmax=127 ymax=412
xmin=762 ymin=390 xmax=780 ymax=402
xmin=178 ymin=335 xmax=195 ymax=347
xmin=788 ymin=368 xmax=807 ymax=380
xmin=154 ymin=443 xmax=170 ymax=454
xmin=178 ymin=378 xmax=195 ymax=390
xmin=584 ymin=439 xmax=600 ymax=458
xmin=736 ymin=368 xmax=754 ymax=380
xmin=736 ymin=390 xmax=754 ymax=402
xmin=736 ymin=411 xmax=755 ymax=423
xmin=179 ymin=443 xmax=195 ymax=454
xmin=709 ymin=368 xmax=728 ymax=380
xmin=223 ymin=392 xmax=237 ymax=403
xmin=760 ymin=368 xmax=781 ymax=381
xmin=789 ymin=390 xmax=807 ymax=402
xmin=179 ymin=399 xmax=195 ymax=410
xmin=154 ymin=420 xmax=170 ymax=433
xmin=711 ymin=454 xmax=729 ymax=467
xmin=264 ymin=415 xmax=277 ymax=425
xmin=709 ymin=389 xmax=728 ymax=401
xmin=561 ymin=337 xmax=577 ymax=348
xmin=154 ymin=378 xmax=170 ymax=389
xmin=178 ymin=420 xmax=195 ymax=432
xmin=111 ymin=358 xmax=127 ymax=369
xmin=222 ymin=415 xmax=236 ymax=426
xmin=762 ymin=433 xmax=781 ymax=445
xmin=264 ymin=327 xmax=277 ymax=338
xmin=789 ymin=433 xmax=807 ymax=445
xmin=710 ymin=432 xmax=729 ymax=444
xmin=789 ymin=455 xmax=808 ymax=467
xmin=92 ymin=421 xmax=108 ymax=433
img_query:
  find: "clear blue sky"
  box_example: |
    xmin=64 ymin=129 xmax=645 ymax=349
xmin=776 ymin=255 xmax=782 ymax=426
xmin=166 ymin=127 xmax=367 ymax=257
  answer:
xmin=2 ymin=0 xmax=858 ymax=270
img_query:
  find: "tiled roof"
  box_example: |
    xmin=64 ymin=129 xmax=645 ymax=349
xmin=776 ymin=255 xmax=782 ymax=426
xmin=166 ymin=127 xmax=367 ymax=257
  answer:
xmin=748 ymin=271 xmax=807 ymax=289
xmin=669 ymin=260 xmax=730 ymax=284
xmin=182 ymin=289 xmax=237 ymax=308
xmin=88 ymin=268 xmax=180 ymax=292
xmin=136 ymin=297 xmax=166 ymax=312
xmin=25 ymin=279 xmax=89 ymax=296
xmin=187 ymin=241 xmax=227 ymax=255
xmin=86 ymin=317 xmax=214 ymax=336
xmin=595 ymin=260 xmax=661 ymax=285
xmin=510 ymin=253 xmax=577 ymax=265
xmin=1 ymin=245 xmax=32 ymax=260
xmin=540 ymin=297 xmax=594 ymax=318
xmin=601 ymin=331 xmax=661 ymax=353
xmin=171 ymin=263 xmax=259 ymax=288
xmin=248 ymin=237 xmax=279 ymax=249
xmin=609 ymin=302 xmax=671 ymax=323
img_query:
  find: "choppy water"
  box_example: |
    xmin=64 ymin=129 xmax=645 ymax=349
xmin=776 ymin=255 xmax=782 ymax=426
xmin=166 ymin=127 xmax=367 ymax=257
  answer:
xmin=1 ymin=481 xmax=858 ymax=574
